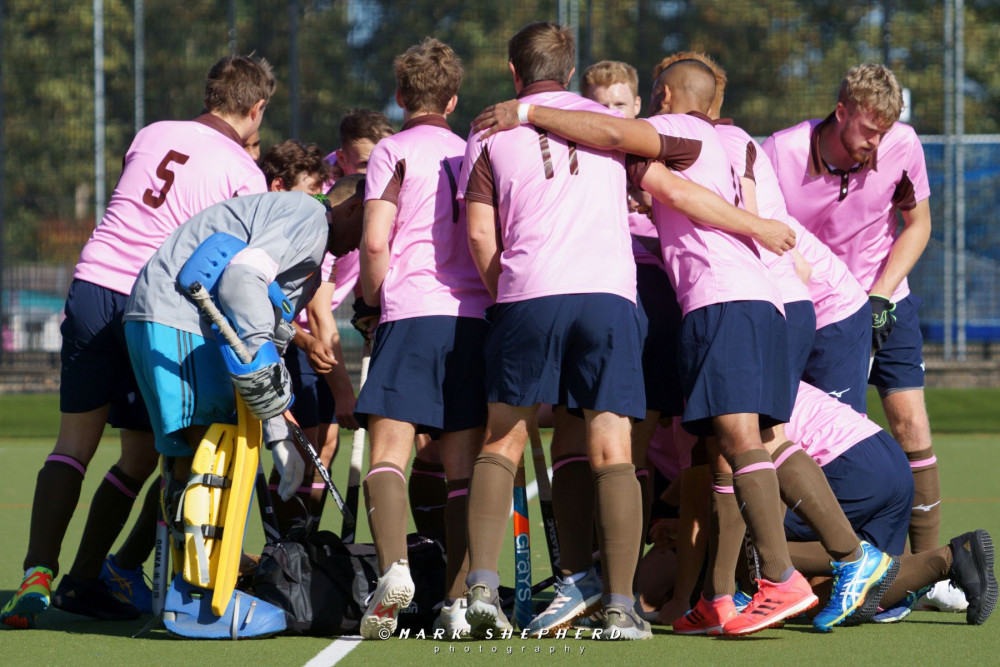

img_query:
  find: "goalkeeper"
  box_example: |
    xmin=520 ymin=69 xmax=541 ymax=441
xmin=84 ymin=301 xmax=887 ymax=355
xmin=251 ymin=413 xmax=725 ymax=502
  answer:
xmin=122 ymin=181 xmax=364 ymax=497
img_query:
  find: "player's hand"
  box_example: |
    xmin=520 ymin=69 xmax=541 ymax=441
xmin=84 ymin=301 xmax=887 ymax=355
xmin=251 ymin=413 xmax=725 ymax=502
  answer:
xmin=870 ymin=295 xmax=896 ymax=351
xmin=222 ymin=340 xmax=294 ymax=420
xmin=305 ymin=338 xmax=337 ymax=374
xmin=753 ymin=218 xmax=796 ymax=255
xmin=333 ymin=388 xmax=360 ymax=430
xmin=351 ymin=298 xmax=381 ymax=346
xmin=471 ymin=100 xmax=522 ymax=140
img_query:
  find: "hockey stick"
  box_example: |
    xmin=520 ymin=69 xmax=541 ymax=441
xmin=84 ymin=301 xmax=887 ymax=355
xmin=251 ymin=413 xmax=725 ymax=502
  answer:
xmin=342 ymin=350 xmax=370 ymax=544
xmin=512 ymin=455 xmax=532 ymax=629
xmin=284 ymin=410 xmax=356 ymax=532
xmin=528 ymin=420 xmax=560 ymax=577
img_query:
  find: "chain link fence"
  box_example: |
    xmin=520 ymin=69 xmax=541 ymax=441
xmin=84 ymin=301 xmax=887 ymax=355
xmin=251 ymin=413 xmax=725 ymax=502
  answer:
xmin=2 ymin=0 xmax=998 ymax=386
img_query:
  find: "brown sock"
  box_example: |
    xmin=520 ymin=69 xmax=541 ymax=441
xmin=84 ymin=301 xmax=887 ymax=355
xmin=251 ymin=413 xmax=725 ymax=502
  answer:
xmin=24 ymin=455 xmax=87 ymax=575
xmin=409 ymin=458 xmax=448 ymax=534
xmin=881 ymin=545 xmax=952 ymax=607
xmin=68 ymin=465 xmax=145 ymax=580
xmin=115 ymin=479 xmax=161 ymax=570
xmin=732 ymin=449 xmax=793 ymax=582
xmin=787 ymin=541 xmax=837 ymax=576
xmin=551 ymin=455 xmax=595 ymax=576
xmin=593 ymin=463 xmax=642 ymax=599
xmin=466 ymin=452 xmax=517 ymax=580
xmin=268 ymin=464 xmax=311 ymax=537
xmin=907 ymin=447 xmax=941 ymax=553
xmin=706 ymin=473 xmax=742 ymax=598
xmin=363 ymin=461 xmax=409 ymax=573
xmin=444 ymin=478 xmax=470 ymax=601
xmin=306 ymin=465 xmax=328 ymax=523
xmin=772 ymin=442 xmax=859 ymax=561
xmin=632 ymin=468 xmax=653 ymax=592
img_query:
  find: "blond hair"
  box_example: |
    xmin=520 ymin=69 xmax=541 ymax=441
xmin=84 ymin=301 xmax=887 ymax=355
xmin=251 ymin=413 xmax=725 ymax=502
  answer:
xmin=583 ymin=60 xmax=639 ymax=98
xmin=838 ymin=64 xmax=903 ymax=129
xmin=394 ymin=38 xmax=464 ymax=114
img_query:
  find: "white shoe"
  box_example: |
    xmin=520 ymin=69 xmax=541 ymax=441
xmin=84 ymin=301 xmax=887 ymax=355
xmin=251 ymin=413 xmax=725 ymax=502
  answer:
xmin=916 ymin=580 xmax=969 ymax=612
xmin=433 ymin=598 xmax=471 ymax=638
xmin=360 ymin=561 xmax=415 ymax=640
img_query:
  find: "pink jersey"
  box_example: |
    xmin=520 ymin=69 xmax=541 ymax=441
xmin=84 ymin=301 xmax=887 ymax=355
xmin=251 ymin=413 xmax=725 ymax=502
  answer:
xmin=718 ymin=122 xmax=868 ymax=327
xmin=714 ymin=121 xmax=809 ymax=305
xmin=646 ymin=421 xmax=696 ymax=479
xmin=629 ymin=209 xmax=665 ymax=270
xmin=628 ymin=112 xmax=783 ymax=316
xmin=365 ymin=115 xmax=492 ymax=323
xmin=785 ymin=382 xmax=882 ymax=467
xmin=763 ymin=117 xmax=930 ymax=302
xmin=459 ymin=82 xmax=636 ymax=304
xmin=330 ymin=249 xmax=360 ymax=310
xmin=74 ymin=114 xmax=265 ymax=295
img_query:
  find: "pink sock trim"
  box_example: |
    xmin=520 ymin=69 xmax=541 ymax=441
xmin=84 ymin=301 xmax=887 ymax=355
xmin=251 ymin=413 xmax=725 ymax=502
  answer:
xmin=734 ymin=461 xmax=775 ymax=476
xmin=448 ymin=488 xmax=469 ymax=499
xmin=552 ymin=456 xmax=589 ymax=473
xmin=366 ymin=466 xmax=407 ymax=482
xmin=635 ymin=469 xmax=650 ymax=478
xmin=104 ymin=471 xmax=138 ymax=499
xmin=772 ymin=444 xmax=804 ymax=469
xmin=910 ymin=456 xmax=937 ymax=469
xmin=47 ymin=454 xmax=85 ymax=477
xmin=713 ymin=485 xmax=735 ymax=494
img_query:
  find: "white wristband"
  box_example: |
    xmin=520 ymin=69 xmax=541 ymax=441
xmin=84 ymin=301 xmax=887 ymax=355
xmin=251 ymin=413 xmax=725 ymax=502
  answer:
xmin=517 ymin=103 xmax=531 ymax=125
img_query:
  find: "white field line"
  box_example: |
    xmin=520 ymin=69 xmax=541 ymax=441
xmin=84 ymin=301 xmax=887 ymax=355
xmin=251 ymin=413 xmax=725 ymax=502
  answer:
xmin=304 ymin=635 xmax=361 ymax=667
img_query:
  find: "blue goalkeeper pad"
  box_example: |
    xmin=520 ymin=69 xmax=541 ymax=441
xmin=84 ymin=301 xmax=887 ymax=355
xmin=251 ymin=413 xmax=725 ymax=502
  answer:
xmin=163 ymin=575 xmax=286 ymax=640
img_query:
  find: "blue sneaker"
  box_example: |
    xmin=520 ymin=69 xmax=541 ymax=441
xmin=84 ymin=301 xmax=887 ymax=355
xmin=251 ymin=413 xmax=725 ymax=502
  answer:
xmin=524 ymin=569 xmax=602 ymax=634
xmin=732 ymin=589 xmax=753 ymax=613
xmin=100 ymin=554 xmax=153 ymax=614
xmin=813 ymin=541 xmax=893 ymax=631
xmin=872 ymin=587 xmax=925 ymax=623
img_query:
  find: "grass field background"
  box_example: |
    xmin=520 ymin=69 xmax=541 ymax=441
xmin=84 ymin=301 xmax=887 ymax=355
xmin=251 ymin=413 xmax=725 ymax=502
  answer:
xmin=0 ymin=391 xmax=997 ymax=664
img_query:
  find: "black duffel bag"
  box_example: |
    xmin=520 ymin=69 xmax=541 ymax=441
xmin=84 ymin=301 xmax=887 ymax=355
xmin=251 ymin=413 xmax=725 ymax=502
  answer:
xmin=250 ymin=529 xmax=446 ymax=636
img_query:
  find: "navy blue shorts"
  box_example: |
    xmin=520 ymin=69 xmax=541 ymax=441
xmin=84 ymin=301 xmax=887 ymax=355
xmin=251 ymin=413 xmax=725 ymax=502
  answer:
xmin=59 ymin=280 xmax=151 ymax=430
xmin=785 ymin=300 xmax=817 ymax=395
xmin=355 ymin=316 xmax=487 ymax=435
xmin=679 ymin=301 xmax=792 ymax=437
xmin=803 ymin=302 xmax=870 ymax=413
xmin=784 ymin=431 xmax=913 ymax=555
xmin=285 ymin=346 xmax=336 ymax=429
xmin=636 ymin=264 xmax=684 ymax=417
xmin=870 ymin=295 xmax=925 ymax=395
xmin=484 ymin=294 xmax=645 ymax=419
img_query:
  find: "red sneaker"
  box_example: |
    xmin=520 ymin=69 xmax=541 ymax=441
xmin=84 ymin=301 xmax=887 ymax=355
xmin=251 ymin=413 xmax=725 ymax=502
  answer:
xmin=672 ymin=595 xmax=738 ymax=635
xmin=722 ymin=571 xmax=818 ymax=636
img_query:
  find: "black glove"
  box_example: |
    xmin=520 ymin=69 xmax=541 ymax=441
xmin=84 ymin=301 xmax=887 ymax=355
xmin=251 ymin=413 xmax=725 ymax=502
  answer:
xmin=350 ymin=297 xmax=381 ymax=345
xmin=869 ymin=295 xmax=896 ymax=352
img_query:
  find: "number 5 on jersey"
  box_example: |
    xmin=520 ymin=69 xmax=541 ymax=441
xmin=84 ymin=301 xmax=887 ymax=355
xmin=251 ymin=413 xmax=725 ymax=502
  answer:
xmin=143 ymin=150 xmax=191 ymax=208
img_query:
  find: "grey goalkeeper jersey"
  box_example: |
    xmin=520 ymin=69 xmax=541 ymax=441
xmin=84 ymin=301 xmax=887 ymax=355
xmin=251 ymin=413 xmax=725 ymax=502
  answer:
xmin=124 ymin=191 xmax=328 ymax=354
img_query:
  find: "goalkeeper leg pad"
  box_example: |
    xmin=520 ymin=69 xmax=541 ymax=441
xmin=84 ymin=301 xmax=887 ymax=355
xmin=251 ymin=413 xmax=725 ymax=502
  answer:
xmin=163 ymin=576 xmax=286 ymax=639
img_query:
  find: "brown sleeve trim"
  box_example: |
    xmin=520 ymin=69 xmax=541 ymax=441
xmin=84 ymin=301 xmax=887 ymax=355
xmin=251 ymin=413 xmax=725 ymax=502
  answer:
xmin=743 ymin=140 xmax=757 ymax=182
xmin=378 ymin=159 xmax=405 ymax=204
xmin=464 ymin=148 xmax=498 ymax=208
xmin=655 ymin=135 xmax=701 ymax=172
xmin=625 ymin=154 xmax=652 ymax=188
xmin=892 ymin=169 xmax=917 ymax=211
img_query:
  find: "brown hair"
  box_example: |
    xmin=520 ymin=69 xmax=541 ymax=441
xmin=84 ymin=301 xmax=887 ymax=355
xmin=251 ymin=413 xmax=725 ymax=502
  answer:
xmin=508 ymin=22 xmax=575 ymax=87
xmin=339 ymin=108 xmax=395 ymax=146
xmin=203 ymin=55 xmax=276 ymax=117
xmin=653 ymin=51 xmax=726 ymax=116
xmin=582 ymin=60 xmax=639 ymax=98
xmin=394 ymin=38 xmax=464 ymax=114
xmin=327 ymin=173 xmax=365 ymax=207
xmin=259 ymin=140 xmax=331 ymax=189
xmin=838 ymin=64 xmax=904 ymax=129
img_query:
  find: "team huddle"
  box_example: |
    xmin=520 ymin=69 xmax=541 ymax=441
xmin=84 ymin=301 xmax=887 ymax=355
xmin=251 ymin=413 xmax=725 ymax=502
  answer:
xmin=2 ymin=20 xmax=995 ymax=642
